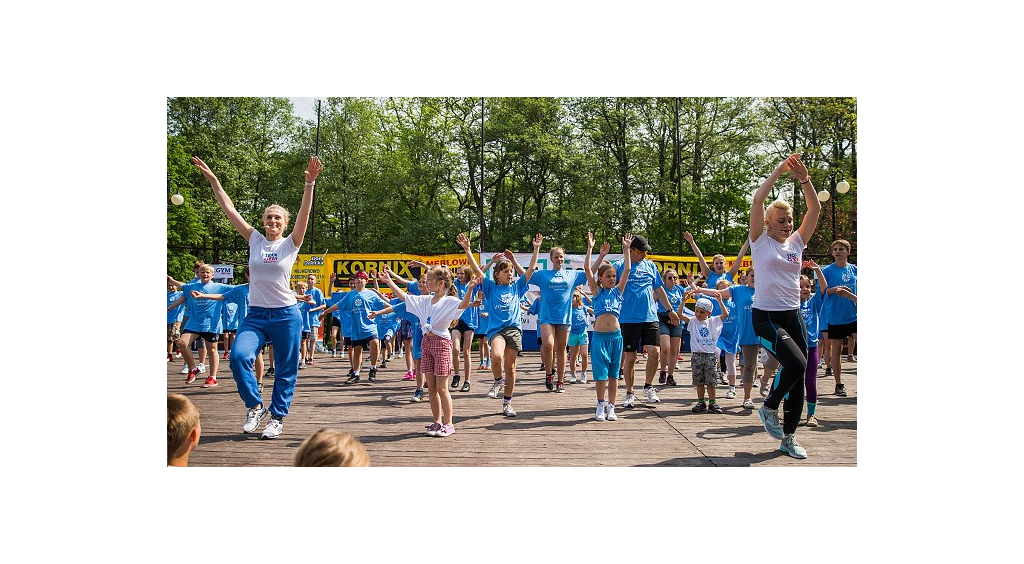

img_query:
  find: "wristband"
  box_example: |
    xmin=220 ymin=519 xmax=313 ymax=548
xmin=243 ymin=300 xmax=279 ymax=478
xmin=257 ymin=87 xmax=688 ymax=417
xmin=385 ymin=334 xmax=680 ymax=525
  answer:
xmin=304 ymin=181 xmax=316 ymax=188
xmin=799 ymin=177 xmax=811 ymax=185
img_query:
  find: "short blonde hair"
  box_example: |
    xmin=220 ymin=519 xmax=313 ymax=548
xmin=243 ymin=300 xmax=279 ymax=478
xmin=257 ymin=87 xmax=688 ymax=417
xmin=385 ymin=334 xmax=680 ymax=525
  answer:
xmin=766 ymin=199 xmax=793 ymax=220
xmin=295 ymin=281 xmax=307 ymax=290
xmin=198 ymin=264 xmax=215 ymax=275
xmin=294 ymin=429 xmax=370 ymax=467
xmin=167 ymin=394 xmax=199 ymax=464
xmin=264 ymin=204 xmax=290 ymax=226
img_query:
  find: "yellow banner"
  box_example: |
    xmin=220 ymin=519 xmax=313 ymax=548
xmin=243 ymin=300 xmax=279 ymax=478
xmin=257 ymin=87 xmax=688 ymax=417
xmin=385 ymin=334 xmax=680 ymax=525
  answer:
xmin=294 ymin=253 xmax=481 ymax=297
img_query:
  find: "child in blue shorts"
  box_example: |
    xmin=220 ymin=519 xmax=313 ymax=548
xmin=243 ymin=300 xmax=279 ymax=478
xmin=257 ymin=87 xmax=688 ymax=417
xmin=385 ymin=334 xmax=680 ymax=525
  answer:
xmin=567 ymin=290 xmax=593 ymax=384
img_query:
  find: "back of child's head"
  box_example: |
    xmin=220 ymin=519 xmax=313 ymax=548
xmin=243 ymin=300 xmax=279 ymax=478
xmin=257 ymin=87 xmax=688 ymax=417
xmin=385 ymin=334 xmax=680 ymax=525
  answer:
xmin=716 ymin=279 xmax=732 ymax=289
xmin=294 ymin=429 xmax=370 ymax=467
xmin=167 ymin=394 xmax=199 ymax=465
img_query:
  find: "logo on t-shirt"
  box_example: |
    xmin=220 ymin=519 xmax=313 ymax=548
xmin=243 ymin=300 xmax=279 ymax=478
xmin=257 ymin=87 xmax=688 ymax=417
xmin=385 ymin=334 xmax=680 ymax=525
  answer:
xmin=354 ymin=298 xmax=363 ymax=307
xmin=842 ymin=272 xmax=852 ymax=283
xmin=699 ymin=326 xmax=710 ymax=338
xmin=263 ymin=251 xmax=279 ymax=264
xmin=787 ymin=253 xmax=799 ymax=263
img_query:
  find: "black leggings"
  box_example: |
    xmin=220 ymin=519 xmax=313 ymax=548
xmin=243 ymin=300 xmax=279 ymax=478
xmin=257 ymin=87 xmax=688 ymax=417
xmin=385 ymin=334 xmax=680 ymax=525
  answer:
xmin=752 ymin=308 xmax=808 ymax=434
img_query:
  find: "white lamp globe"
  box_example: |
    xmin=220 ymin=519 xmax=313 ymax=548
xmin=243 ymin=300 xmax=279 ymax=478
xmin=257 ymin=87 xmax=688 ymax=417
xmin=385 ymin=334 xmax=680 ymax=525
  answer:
xmin=837 ymin=180 xmax=850 ymax=194
xmin=170 ymin=193 xmax=185 ymax=206
xmin=817 ymin=190 xmax=830 ymax=202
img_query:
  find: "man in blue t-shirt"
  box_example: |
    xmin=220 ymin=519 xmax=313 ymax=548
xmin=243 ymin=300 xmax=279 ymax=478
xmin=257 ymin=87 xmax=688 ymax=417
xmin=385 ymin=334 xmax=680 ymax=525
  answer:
xmin=821 ymin=239 xmax=857 ymax=397
xmin=322 ymin=271 xmax=388 ymax=384
xmin=612 ymin=235 xmax=679 ymax=408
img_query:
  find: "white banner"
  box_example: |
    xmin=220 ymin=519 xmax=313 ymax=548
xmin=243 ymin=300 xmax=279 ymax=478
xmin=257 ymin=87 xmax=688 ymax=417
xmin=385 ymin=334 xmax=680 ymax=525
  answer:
xmin=212 ymin=264 xmax=234 ymax=284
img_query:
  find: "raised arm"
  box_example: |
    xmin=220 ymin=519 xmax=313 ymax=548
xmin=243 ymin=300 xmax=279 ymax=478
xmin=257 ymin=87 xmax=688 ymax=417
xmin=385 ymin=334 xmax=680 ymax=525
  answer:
xmin=192 ymin=156 xmax=255 ymax=241
xmin=522 ymin=233 xmax=542 ymax=282
xmin=584 ymin=231 xmax=600 ymax=295
xmin=290 ymin=156 xmax=324 ymax=248
xmin=788 ymin=155 xmax=820 ymax=245
xmin=367 ymin=305 xmax=395 ymax=320
xmin=686 ymin=271 xmax=731 ymax=299
xmin=716 ymin=293 xmax=729 ymax=320
xmin=683 ymin=231 xmax=710 ymax=277
xmin=167 ymin=275 xmax=185 ymax=290
xmin=728 ymin=239 xmax=750 ymax=278
xmin=750 ymin=153 xmax=799 ymax=244
xmin=457 ymin=233 xmax=485 ymax=279
xmin=502 ymin=250 xmax=526 ymax=276
xmin=379 ymin=266 xmax=408 ymax=301
xmin=592 ymin=241 xmax=610 ymax=272
xmin=616 ymin=233 xmax=633 ymax=294
xmin=804 ymin=259 xmax=828 ymax=296
xmin=458 ymin=278 xmax=480 ymax=310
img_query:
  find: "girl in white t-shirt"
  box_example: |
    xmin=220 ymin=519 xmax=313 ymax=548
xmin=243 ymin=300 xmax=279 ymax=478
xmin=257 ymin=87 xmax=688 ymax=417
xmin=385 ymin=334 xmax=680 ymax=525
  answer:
xmin=370 ymin=265 xmax=478 ymax=437
xmin=749 ymin=153 xmax=821 ymax=459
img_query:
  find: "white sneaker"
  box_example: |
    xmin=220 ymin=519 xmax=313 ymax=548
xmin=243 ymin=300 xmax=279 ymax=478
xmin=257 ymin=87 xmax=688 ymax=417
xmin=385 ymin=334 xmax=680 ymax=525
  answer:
xmin=780 ymin=434 xmax=808 ymax=459
xmin=242 ymin=407 xmax=268 ymax=433
xmin=261 ymin=416 xmax=284 ymax=439
xmin=622 ymin=392 xmax=636 ymax=408
xmin=486 ymin=380 xmax=504 ymax=399
xmin=569 ymin=372 xmax=578 ymax=384
xmin=298 ymin=361 xmax=306 ymax=369
xmin=605 ymin=403 xmax=617 ymax=421
xmin=725 ymin=388 xmax=736 ymax=399
xmin=645 ymin=387 xmax=660 ymax=403
xmin=579 ymin=372 xmax=588 ymax=384
xmin=180 ymin=363 xmax=189 ymax=374
xmin=742 ymin=399 xmax=755 ymax=409
xmin=595 ymin=404 xmax=606 ymax=421
xmin=674 ymin=361 xmax=681 ymax=370
xmin=197 ymin=363 xmax=206 ymax=374
xmin=330 ymin=349 xmax=337 ymax=358
xmin=502 ymin=402 xmax=517 ymax=417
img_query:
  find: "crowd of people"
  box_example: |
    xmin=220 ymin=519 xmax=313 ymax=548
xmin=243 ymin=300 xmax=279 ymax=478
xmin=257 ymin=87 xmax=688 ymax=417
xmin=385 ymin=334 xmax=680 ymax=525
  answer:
xmin=168 ymin=152 xmax=857 ymax=463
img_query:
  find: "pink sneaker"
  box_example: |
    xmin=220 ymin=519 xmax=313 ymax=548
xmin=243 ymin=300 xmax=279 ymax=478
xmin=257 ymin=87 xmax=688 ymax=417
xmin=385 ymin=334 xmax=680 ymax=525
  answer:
xmin=436 ymin=424 xmax=454 ymax=437
xmin=402 ymin=371 xmax=416 ymax=381
xmin=425 ymin=422 xmax=442 ymax=436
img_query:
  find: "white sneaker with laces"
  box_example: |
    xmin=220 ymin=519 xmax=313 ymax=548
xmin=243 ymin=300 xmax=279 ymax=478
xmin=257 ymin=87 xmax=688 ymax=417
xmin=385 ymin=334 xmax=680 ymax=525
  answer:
xmin=197 ymin=363 xmax=206 ymax=374
xmin=242 ymin=407 xmax=268 ymax=433
xmin=502 ymin=402 xmax=517 ymax=417
xmin=486 ymin=380 xmax=504 ymax=399
xmin=725 ymin=389 xmax=736 ymax=399
xmin=569 ymin=372 xmax=578 ymax=384
xmin=622 ymin=392 xmax=636 ymax=408
xmin=742 ymin=399 xmax=755 ymax=409
xmin=180 ymin=363 xmax=189 ymax=374
xmin=261 ymin=417 xmax=284 ymax=439
xmin=579 ymin=372 xmax=587 ymax=384
xmin=605 ymin=403 xmax=617 ymax=421
xmin=595 ymin=404 xmax=606 ymax=421
xmin=645 ymin=387 xmax=660 ymax=403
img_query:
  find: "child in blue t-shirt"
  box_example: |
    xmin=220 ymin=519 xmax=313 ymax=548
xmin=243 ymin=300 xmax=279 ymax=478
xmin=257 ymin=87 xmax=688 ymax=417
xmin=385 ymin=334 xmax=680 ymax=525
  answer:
xmin=799 ymin=260 xmax=828 ymax=427
xmin=568 ymin=290 xmax=594 ymax=384
xmin=584 ymin=231 xmax=634 ymax=421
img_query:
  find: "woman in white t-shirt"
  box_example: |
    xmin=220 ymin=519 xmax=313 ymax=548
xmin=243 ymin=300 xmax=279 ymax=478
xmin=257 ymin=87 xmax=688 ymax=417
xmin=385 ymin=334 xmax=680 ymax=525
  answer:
xmin=749 ymin=153 xmax=820 ymax=459
xmin=192 ymin=155 xmax=323 ymax=440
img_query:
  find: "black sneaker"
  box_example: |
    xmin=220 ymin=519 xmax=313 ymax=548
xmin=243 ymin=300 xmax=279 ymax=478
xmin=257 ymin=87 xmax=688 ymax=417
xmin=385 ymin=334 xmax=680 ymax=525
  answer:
xmin=709 ymin=402 xmax=723 ymax=414
xmin=460 ymin=379 xmax=471 ymax=392
xmin=555 ymin=381 xmax=565 ymax=393
xmin=368 ymin=367 xmax=377 ymax=383
xmin=545 ymin=375 xmax=554 ymax=391
xmin=451 ymin=375 xmax=461 ymax=389
xmin=257 ymin=382 xmax=265 ymax=395
xmin=380 ymin=358 xmax=388 ymax=369
xmin=835 ymin=383 xmax=847 ymax=397
xmin=267 ymin=367 xmax=275 ymax=377
xmin=692 ymin=401 xmax=707 ymax=413
xmin=345 ymin=370 xmax=359 ymax=384
xmin=666 ymin=375 xmax=677 ymax=386
xmin=825 ymin=367 xmax=832 ymax=376
xmin=658 ymin=370 xmax=667 ymax=384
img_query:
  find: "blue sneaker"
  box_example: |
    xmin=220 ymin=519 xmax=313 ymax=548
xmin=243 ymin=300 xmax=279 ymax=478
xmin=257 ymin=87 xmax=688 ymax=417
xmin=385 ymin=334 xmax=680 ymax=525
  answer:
xmin=759 ymin=404 xmax=785 ymax=439
xmin=412 ymin=388 xmax=425 ymax=402
xmin=780 ymin=434 xmax=807 ymax=459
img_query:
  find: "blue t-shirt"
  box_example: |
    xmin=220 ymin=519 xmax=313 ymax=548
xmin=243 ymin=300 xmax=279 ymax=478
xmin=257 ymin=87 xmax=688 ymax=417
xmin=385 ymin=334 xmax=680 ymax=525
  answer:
xmin=181 ymin=281 xmax=231 ymax=333
xmin=727 ymin=284 xmax=758 ymax=346
xmin=481 ymin=277 xmax=529 ymax=337
xmin=801 ymin=291 xmax=826 ymax=348
xmin=223 ymin=301 xmax=240 ymax=330
xmin=593 ymin=286 xmax=624 ymax=318
xmin=325 ymin=293 xmax=349 ymax=336
xmin=570 ymin=305 xmax=590 ymax=334
xmin=376 ymin=306 xmax=398 ymax=337
xmin=821 ymin=263 xmax=857 ymax=326
xmin=705 ymin=271 xmax=735 ymax=315
xmin=527 ymin=298 xmax=540 ymax=315
xmin=717 ymin=296 xmax=740 ymax=353
xmin=221 ymin=284 xmax=250 ymax=328
xmin=167 ymin=291 xmax=185 ymax=324
xmin=454 ymin=280 xmax=479 ymax=329
xmin=306 ymin=287 xmax=325 ymax=327
xmin=298 ymin=300 xmax=312 ymax=332
xmin=339 ymin=289 xmax=388 ymax=340
xmin=614 ymin=259 xmax=664 ymax=323
xmin=531 ymin=268 xmax=589 ymax=325
xmin=658 ymin=285 xmax=686 ymax=315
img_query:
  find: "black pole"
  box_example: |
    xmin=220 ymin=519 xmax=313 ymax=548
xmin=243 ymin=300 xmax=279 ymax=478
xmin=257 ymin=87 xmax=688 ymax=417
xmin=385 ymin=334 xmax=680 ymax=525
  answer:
xmin=675 ymin=97 xmax=682 ymax=255
xmin=479 ymin=97 xmax=485 ymax=255
xmin=309 ymin=99 xmax=321 ymax=254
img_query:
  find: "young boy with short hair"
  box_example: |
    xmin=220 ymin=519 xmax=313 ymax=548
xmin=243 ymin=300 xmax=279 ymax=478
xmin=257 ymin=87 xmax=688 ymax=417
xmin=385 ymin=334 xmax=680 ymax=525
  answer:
xmin=167 ymin=394 xmax=201 ymax=467
xmin=681 ymin=296 xmax=729 ymax=414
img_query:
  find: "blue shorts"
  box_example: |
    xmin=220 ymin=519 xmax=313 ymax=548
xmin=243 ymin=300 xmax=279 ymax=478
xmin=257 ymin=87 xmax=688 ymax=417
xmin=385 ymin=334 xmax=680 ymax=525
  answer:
xmin=589 ymin=329 xmax=623 ymax=382
xmin=412 ymin=325 xmax=423 ymax=359
xmin=568 ymin=331 xmax=589 ymax=347
xmin=658 ymin=314 xmax=683 ymax=338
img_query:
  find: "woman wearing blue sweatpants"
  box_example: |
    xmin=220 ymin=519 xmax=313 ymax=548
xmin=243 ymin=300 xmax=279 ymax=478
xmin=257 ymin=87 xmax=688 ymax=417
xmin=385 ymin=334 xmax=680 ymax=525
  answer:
xmin=192 ymin=154 xmax=323 ymax=439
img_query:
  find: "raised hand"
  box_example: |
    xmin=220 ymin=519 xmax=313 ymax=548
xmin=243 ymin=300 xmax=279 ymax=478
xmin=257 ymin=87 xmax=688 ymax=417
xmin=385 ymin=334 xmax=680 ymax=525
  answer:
xmin=191 ymin=156 xmax=217 ymax=182
xmin=803 ymin=258 xmax=820 ymax=270
xmin=503 ymin=249 xmax=515 ymax=261
xmin=683 ymin=231 xmax=693 ymax=243
xmin=456 ymin=233 xmax=471 ymax=250
xmin=786 ymin=153 xmax=809 ymax=180
xmin=532 ymin=233 xmax=543 ymax=249
xmin=599 ymin=241 xmax=610 ymax=255
xmin=622 ymin=232 xmax=634 ymax=249
xmin=305 ymin=156 xmax=324 ymax=183
xmin=586 ymin=231 xmax=595 ymax=248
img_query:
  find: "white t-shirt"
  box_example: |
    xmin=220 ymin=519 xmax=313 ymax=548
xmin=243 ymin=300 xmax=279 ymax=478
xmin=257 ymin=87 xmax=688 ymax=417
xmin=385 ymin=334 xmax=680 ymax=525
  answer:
xmin=247 ymin=231 xmax=299 ymax=308
xmin=751 ymin=232 xmax=805 ymax=311
xmin=404 ymin=294 xmax=465 ymax=339
xmin=687 ymin=316 xmax=724 ymax=354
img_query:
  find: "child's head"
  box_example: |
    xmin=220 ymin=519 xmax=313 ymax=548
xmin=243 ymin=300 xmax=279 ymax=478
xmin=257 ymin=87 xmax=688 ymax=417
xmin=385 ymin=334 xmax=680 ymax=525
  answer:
xmin=197 ymin=264 xmax=214 ymax=282
xmin=744 ymin=267 xmax=755 ymax=287
xmin=716 ymin=279 xmax=732 ymax=290
xmin=799 ymin=274 xmax=812 ymax=301
xmin=572 ymin=290 xmax=583 ymax=308
xmin=294 ymin=280 xmax=307 ymax=294
xmin=427 ymin=265 xmax=455 ymax=295
xmin=549 ymin=246 xmax=566 ymax=269
xmin=294 ymin=428 xmax=370 ymax=467
xmin=352 ymin=270 xmax=368 ymax=290
xmin=492 ymin=259 xmax=513 ymax=285
xmin=831 ymin=239 xmax=851 ymax=260
xmin=694 ymin=297 xmax=714 ymax=320
xmin=456 ymin=265 xmax=472 ymax=283
xmin=167 ymin=394 xmax=200 ymax=466
xmin=597 ymin=264 xmax=617 ymax=289
xmin=711 ymin=254 xmax=727 ymax=274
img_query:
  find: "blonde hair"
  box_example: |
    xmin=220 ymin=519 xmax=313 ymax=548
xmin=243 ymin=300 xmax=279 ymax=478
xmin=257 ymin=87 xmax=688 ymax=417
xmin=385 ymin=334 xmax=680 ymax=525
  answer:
xmin=766 ymin=199 xmax=793 ymax=220
xmin=264 ymin=204 xmax=290 ymax=226
xmin=716 ymin=279 xmax=733 ymax=289
xmin=198 ymin=264 xmax=215 ymax=275
xmin=294 ymin=429 xmax=370 ymax=467
xmin=167 ymin=394 xmax=199 ymax=465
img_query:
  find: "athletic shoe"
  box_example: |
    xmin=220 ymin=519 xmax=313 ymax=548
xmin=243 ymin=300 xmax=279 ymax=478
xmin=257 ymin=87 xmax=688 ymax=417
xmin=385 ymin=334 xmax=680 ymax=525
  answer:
xmin=818 ymin=358 xmax=825 ymax=369
xmin=824 ymin=367 xmax=832 ymax=376
xmin=174 ymin=351 xmax=181 ymax=358
xmin=368 ymin=367 xmax=377 ymax=383
xmin=185 ymin=368 xmax=200 ymax=384
xmin=412 ymin=388 xmax=425 ymax=402
xmin=545 ymin=375 xmax=554 ymax=391
xmin=451 ymin=375 xmax=461 ymax=389
xmin=402 ymin=371 xmax=416 ymax=381
xmin=267 ymin=367 xmax=275 ymax=377
xmin=644 ymin=387 xmax=660 ymax=403
xmin=330 ymin=349 xmax=337 ymax=358
xmin=180 ymin=363 xmax=190 ymax=374
xmin=805 ymin=415 xmax=819 ymax=427
xmin=692 ymin=401 xmax=707 ymax=413
xmin=242 ymin=406 xmax=268 ymax=433
xmin=486 ymin=360 xmax=491 ymax=369
xmin=345 ymin=371 xmax=360 ymax=384
xmin=201 ymin=376 xmax=218 ymax=388
xmin=709 ymin=402 xmax=723 ymax=414
xmin=666 ymin=375 xmax=677 ymax=386
xmin=258 ymin=382 xmax=265 ymax=395
xmin=760 ymin=380 xmax=769 ymax=397
xmin=595 ymin=404 xmax=606 ymax=421
xmin=674 ymin=361 xmax=681 ymax=370
xmin=622 ymin=393 xmax=636 ymax=408
xmin=502 ymin=402 xmax=517 ymax=417
xmin=846 ymin=354 xmax=856 ymax=362
xmin=486 ymin=380 xmax=504 ymax=398
xmin=477 ymin=362 xmax=487 ymax=370
xmin=742 ymin=399 xmax=754 ymax=409
xmin=436 ymin=424 xmax=454 ymax=437
xmin=197 ymin=363 xmax=206 ymax=374
xmin=780 ymin=434 xmax=807 ymax=459
xmin=307 ymin=358 xmax=315 ymax=365
xmin=167 ymin=354 xmax=173 ymax=363
xmin=835 ymin=384 xmax=847 ymax=397
xmin=725 ymin=389 xmax=736 ymax=399
xmin=261 ymin=416 xmax=284 ymax=439
xmin=380 ymin=358 xmax=387 ymax=368
xmin=460 ymin=380 xmax=471 ymax=392
xmin=659 ymin=370 xmax=667 ymax=384
xmin=605 ymin=403 xmax=617 ymax=421
xmin=759 ymin=404 xmax=785 ymax=439
xmin=222 ymin=352 xmax=229 ymax=360
xmin=569 ymin=372 xmax=577 ymax=384
xmin=579 ymin=373 xmax=588 ymax=384
xmin=298 ymin=361 xmax=306 ymax=369
xmin=425 ymin=422 xmax=442 ymax=436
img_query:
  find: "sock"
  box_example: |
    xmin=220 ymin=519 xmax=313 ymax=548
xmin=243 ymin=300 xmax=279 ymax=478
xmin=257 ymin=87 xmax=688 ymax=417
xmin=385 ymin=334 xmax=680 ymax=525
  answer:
xmin=807 ymin=402 xmax=816 ymax=417
xmin=503 ymin=397 xmax=511 ymax=403
xmin=353 ymin=370 xmax=360 ymax=376
xmin=709 ymin=398 xmax=717 ymax=404
xmin=699 ymin=398 xmax=707 ymax=404
xmin=371 ymin=365 xmax=377 ymax=370
xmin=643 ymin=383 xmax=651 ymax=389
xmin=598 ymin=399 xmax=605 ymax=405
